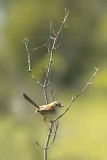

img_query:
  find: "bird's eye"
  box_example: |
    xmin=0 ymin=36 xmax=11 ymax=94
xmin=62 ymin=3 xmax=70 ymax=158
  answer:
xmin=56 ymin=103 xmax=61 ymax=107
xmin=56 ymin=103 xmax=64 ymax=107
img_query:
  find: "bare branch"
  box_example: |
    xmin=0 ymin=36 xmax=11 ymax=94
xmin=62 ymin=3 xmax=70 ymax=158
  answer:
xmin=56 ymin=35 xmax=63 ymax=49
xmin=23 ymin=38 xmax=43 ymax=87
xmin=36 ymin=141 xmax=44 ymax=150
xmin=31 ymin=42 xmax=48 ymax=52
xmin=44 ymin=122 xmax=53 ymax=160
xmin=50 ymin=22 xmax=56 ymax=39
xmin=47 ymin=121 xmax=59 ymax=150
xmin=43 ymin=86 xmax=48 ymax=104
xmin=29 ymin=71 xmax=43 ymax=87
xmin=54 ymin=67 xmax=99 ymax=121
xmin=23 ymin=38 xmax=31 ymax=72
xmin=50 ymin=88 xmax=56 ymax=102
xmin=43 ymin=9 xmax=69 ymax=104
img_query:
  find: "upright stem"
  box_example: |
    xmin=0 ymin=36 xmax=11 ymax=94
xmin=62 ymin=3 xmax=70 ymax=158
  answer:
xmin=43 ymin=87 xmax=48 ymax=104
xmin=43 ymin=10 xmax=69 ymax=104
xmin=44 ymin=122 xmax=53 ymax=160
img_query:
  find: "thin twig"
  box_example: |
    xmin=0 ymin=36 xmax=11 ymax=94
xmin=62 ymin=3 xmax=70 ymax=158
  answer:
xmin=43 ymin=86 xmax=48 ymax=104
xmin=23 ymin=38 xmax=31 ymax=72
xmin=47 ymin=121 xmax=59 ymax=149
xmin=31 ymin=42 xmax=49 ymax=52
xmin=23 ymin=38 xmax=43 ymax=87
xmin=36 ymin=141 xmax=44 ymax=150
xmin=54 ymin=67 xmax=99 ymax=121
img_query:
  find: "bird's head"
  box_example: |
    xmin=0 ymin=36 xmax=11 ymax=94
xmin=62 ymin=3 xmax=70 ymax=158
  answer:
xmin=52 ymin=101 xmax=64 ymax=109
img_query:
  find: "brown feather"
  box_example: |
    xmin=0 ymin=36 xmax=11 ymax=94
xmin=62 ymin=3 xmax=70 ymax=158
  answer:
xmin=23 ymin=93 xmax=39 ymax=109
xmin=38 ymin=104 xmax=55 ymax=114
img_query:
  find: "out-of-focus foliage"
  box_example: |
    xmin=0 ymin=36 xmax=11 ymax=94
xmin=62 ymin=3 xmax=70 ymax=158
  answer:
xmin=0 ymin=0 xmax=107 ymax=160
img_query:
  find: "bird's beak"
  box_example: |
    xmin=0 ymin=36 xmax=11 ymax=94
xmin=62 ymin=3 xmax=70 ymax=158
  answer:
xmin=61 ymin=104 xmax=64 ymax=107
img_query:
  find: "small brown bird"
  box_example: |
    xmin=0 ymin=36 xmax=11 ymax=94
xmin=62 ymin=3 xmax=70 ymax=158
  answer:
xmin=23 ymin=93 xmax=64 ymax=130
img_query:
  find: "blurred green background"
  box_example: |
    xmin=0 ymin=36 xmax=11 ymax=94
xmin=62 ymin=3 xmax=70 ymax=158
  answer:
xmin=0 ymin=0 xmax=107 ymax=160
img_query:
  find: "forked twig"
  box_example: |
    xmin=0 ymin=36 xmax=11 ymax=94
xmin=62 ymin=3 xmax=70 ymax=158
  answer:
xmin=23 ymin=38 xmax=43 ymax=87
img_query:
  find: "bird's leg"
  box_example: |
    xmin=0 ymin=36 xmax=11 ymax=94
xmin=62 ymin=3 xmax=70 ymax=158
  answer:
xmin=44 ymin=118 xmax=52 ymax=132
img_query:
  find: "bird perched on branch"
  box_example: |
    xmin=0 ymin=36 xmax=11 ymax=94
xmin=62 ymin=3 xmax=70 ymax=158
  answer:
xmin=23 ymin=93 xmax=64 ymax=130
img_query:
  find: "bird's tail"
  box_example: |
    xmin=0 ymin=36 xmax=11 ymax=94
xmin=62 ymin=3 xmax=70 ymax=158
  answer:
xmin=23 ymin=93 xmax=39 ymax=109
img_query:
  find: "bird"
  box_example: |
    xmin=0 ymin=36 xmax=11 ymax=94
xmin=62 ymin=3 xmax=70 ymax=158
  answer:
xmin=23 ymin=93 xmax=64 ymax=130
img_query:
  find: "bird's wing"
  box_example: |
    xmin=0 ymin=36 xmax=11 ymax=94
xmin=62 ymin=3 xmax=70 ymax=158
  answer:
xmin=38 ymin=104 xmax=55 ymax=114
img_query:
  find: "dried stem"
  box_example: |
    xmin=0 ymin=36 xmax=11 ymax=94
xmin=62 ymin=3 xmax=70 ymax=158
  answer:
xmin=23 ymin=38 xmax=43 ymax=87
xmin=44 ymin=122 xmax=53 ymax=160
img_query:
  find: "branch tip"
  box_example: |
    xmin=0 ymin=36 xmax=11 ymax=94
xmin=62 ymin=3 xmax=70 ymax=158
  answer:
xmin=95 ymin=67 xmax=99 ymax=72
xmin=72 ymin=96 xmax=74 ymax=101
xmin=36 ymin=141 xmax=44 ymax=150
xmin=23 ymin=38 xmax=29 ymax=44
